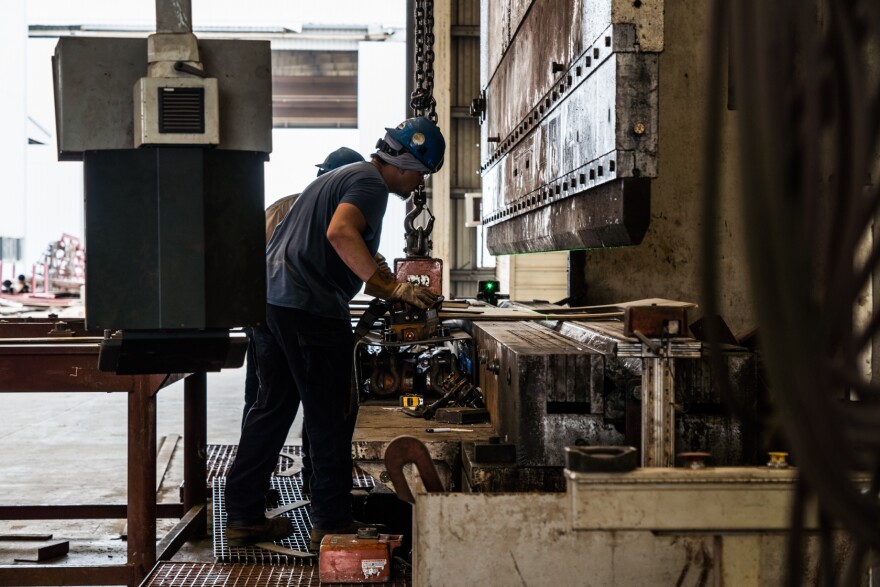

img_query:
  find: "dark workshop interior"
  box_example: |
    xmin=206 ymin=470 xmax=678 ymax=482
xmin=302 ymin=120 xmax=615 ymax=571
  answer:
xmin=1 ymin=0 xmax=880 ymax=585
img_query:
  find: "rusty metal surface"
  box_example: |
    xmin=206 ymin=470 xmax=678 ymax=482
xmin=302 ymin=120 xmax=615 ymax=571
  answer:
xmin=143 ymin=562 xmax=412 ymax=586
xmin=0 ymin=337 xmax=192 ymax=585
xmin=544 ymin=317 xmax=760 ymax=466
xmin=383 ymin=436 xmax=444 ymax=504
xmin=0 ymin=341 xmax=185 ymax=394
xmin=484 ymin=178 xmax=650 ymax=253
xmin=482 ymin=0 xmax=533 ymax=81
xmin=0 ymin=564 xmax=134 ymax=586
xmin=318 ymin=533 xmax=402 ymax=583
xmin=623 ymin=305 xmax=689 ymax=337
xmin=479 ymin=0 xmax=662 ymax=253
xmin=641 ymin=356 xmax=675 ymax=467
xmin=481 ymin=0 xmax=664 ymax=80
xmin=394 ymin=257 xmax=443 ymax=296
xmin=0 ymin=317 xmax=96 ymax=338
xmin=0 ymin=333 xmax=197 ymax=586
xmin=462 ymin=442 xmax=565 ymax=492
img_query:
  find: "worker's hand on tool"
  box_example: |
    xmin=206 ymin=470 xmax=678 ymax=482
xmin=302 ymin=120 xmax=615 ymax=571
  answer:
xmin=364 ymin=267 xmax=438 ymax=309
xmin=374 ymin=253 xmax=394 ymax=281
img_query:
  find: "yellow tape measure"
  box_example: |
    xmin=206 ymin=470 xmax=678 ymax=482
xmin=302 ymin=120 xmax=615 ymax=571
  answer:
xmin=400 ymin=395 xmax=423 ymax=408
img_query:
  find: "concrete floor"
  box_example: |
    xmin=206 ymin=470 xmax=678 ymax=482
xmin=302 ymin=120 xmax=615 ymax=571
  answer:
xmin=0 ymin=363 xmax=303 ymax=578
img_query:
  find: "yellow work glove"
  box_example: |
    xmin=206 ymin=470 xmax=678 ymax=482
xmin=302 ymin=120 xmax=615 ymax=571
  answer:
xmin=364 ymin=267 xmax=438 ymax=309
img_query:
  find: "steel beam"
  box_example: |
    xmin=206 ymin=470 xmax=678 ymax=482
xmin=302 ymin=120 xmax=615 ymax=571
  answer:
xmin=485 ymin=178 xmax=650 ymax=254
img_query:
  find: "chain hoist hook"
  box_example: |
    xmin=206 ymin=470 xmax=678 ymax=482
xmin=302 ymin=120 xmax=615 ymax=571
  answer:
xmin=404 ymin=186 xmax=434 ymax=257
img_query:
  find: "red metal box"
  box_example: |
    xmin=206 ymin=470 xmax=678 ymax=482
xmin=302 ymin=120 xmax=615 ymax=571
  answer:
xmin=319 ymin=531 xmax=403 ymax=583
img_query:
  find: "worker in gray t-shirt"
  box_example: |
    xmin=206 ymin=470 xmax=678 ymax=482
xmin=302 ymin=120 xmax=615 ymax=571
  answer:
xmin=240 ymin=147 xmax=367 ymax=503
xmin=225 ymin=117 xmax=446 ymax=549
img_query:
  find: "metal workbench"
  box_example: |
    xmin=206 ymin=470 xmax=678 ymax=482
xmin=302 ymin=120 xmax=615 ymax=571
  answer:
xmin=0 ymin=318 xmax=208 ymax=587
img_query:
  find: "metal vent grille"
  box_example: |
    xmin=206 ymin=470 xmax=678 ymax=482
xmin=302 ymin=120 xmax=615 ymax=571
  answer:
xmin=143 ymin=562 xmax=412 ymax=586
xmin=158 ymin=87 xmax=205 ymax=134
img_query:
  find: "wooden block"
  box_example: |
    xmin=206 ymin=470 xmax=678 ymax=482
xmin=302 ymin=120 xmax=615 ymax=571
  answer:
xmin=13 ymin=540 xmax=69 ymax=562
xmin=0 ymin=533 xmax=53 ymax=541
xmin=435 ymin=407 xmax=490 ymax=424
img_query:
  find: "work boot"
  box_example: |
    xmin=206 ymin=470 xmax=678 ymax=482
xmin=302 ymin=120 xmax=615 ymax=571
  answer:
xmin=309 ymin=520 xmax=383 ymax=552
xmin=227 ymin=516 xmax=293 ymax=547
xmin=265 ymin=488 xmax=281 ymax=506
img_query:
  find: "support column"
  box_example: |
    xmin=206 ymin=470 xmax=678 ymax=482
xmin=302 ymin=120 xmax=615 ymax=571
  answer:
xmin=128 ymin=377 xmax=157 ymax=581
xmin=641 ymin=356 xmax=676 ymax=467
xmin=155 ymin=0 xmax=192 ymax=34
xmin=183 ymin=372 xmax=207 ymax=535
xmin=432 ymin=0 xmax=453 ymax=297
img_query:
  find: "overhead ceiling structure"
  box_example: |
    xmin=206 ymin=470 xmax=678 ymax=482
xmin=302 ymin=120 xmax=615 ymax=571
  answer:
xmin=271 ymin=50 xmax=358 ymax=128
xmin=31 ymin=23 xmax=403 ymax=130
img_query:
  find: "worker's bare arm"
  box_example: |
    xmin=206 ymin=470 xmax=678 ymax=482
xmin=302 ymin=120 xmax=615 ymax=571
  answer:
xmin=326 ymin=202 xmax=378 ymax=282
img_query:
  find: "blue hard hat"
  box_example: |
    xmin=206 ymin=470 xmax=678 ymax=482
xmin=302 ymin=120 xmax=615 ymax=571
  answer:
xmin=315 ymin=146 xmax=365 ymax=176
xmin=382 ymin=117 xmax=446 ymax=173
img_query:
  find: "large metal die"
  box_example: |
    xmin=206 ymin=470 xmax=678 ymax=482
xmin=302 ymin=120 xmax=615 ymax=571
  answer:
xmin=478 ymin=0 xmax=662 ymax=254
xmin=548 ymin=318 xmax=759 ymax=467
xmin=472 ymin=321 xmax=620 ymax=467
xmin=52 ymin=36 xmax=272 ymax=159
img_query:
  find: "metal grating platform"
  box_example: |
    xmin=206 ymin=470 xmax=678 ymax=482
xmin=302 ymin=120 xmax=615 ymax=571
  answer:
xmin=143 ymin=562 xmax=412 ymax=586
xmin=213 ymin=476 xmax=314 ymax=564
xmin=206 ymin=444 xmax=376 ymax=490
xmin=206 ymin=445 xmax=302 ymax=486
xmin=351 ymin=466 xmax=377 ymax=490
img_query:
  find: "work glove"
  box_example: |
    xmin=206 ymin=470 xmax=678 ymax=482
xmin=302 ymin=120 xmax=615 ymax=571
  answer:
xmin=364 ymin=266 xmax=439 ymax=309
xmin=374 ymin=253 xmax=394 ymax=281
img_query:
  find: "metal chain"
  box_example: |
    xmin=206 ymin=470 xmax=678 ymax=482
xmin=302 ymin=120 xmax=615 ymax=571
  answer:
xmin=410 ymin=0 xmax=437 ymax=123
xmin=423 ymin=0 xmax=436 ymax=122
xmin=404 ymin=0 xmax=437 ymax=257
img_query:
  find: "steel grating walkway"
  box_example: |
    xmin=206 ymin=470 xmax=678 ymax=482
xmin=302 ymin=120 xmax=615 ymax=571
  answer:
xmin=143 ymin=562 xmax=412 ymax=586
xmin=212 ymin=463 xmax=379 ymax=563
xmin=213 ymin=476 xmax=314 ymax=564
xmin=206 ymin=444 xmax=376 ymax=490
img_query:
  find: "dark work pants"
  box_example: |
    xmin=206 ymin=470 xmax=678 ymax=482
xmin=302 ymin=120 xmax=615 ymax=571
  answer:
xmin=242 ymin=331 xmax=313 ymax=485
xmin=242 ymin=330 xmax=259 ymax=427
xmin=225 ymin=303 xmax=354 ymax=529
